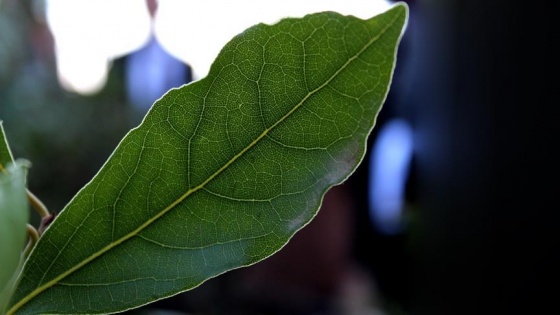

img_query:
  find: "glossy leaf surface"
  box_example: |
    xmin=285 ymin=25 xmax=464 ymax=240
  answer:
xmin=9 ymin=4 xmax=407 ymax=314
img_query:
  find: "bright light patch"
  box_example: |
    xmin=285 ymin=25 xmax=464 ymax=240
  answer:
xmin=154 ymin=0 xmax=393 ymax=80
xmin=368 ymin=119 xmax=414 ymax=235
xmin=55 ymin=49 xmax=109 ymax=95
xmin=45 ymin=0 xmax=392 ymax=94
xmin=46 ymin=0 xmax=152 ymax=95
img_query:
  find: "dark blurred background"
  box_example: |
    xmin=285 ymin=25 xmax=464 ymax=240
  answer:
xmin=1 ymin=0 xmax=557 ymax=314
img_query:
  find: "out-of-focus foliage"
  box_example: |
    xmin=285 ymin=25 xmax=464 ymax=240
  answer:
xmin=0 ymin=0 xmax=143 ymax=213
xmin=0 ymin=160 xmax=29 ymax=314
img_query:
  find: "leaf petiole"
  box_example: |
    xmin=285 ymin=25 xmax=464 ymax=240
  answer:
xmin=23 ymin=224 xmax=39 ymax=258
xmin=26 ymin=189 xmax=49 ymax=218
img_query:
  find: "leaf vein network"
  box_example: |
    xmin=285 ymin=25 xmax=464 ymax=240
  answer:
xmin=10 ymin=11 xmax=400 ymax=314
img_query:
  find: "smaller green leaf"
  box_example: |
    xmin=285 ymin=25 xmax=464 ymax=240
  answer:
xmin=0 ymin=161 xmax=29 ymax=313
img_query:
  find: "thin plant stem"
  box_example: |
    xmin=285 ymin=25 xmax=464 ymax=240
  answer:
xmin=24 ymin=224 xmax=39 ymax=258
xmin=26 ymin=189 xmax=49 ymax=217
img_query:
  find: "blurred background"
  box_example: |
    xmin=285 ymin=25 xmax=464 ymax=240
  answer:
xmin=0 ymin=0 xmax=557 ymax=314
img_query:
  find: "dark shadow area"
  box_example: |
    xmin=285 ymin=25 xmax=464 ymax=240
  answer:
xmin=402 ymin=1 xmax=559 ymax=314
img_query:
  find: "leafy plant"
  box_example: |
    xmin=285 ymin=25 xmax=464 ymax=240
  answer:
xmin=0 ymin=3 xmax=407 ymax=314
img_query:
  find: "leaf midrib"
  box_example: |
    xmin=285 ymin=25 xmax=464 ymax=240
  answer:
xmin=8 ymin=12 xmax=399 ymax=315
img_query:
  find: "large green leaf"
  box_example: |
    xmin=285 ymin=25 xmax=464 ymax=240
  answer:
xmin=0 ymin=160 xmax=29 ymax=313
xmin=8 ymin=4 xmax=408 ymax=314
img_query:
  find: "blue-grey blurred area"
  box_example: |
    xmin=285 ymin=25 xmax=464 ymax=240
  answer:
xmin=126 ymin=36 xmax=191 ymax=110
xmin=1 ymin=0 xmax=557 ymax=315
